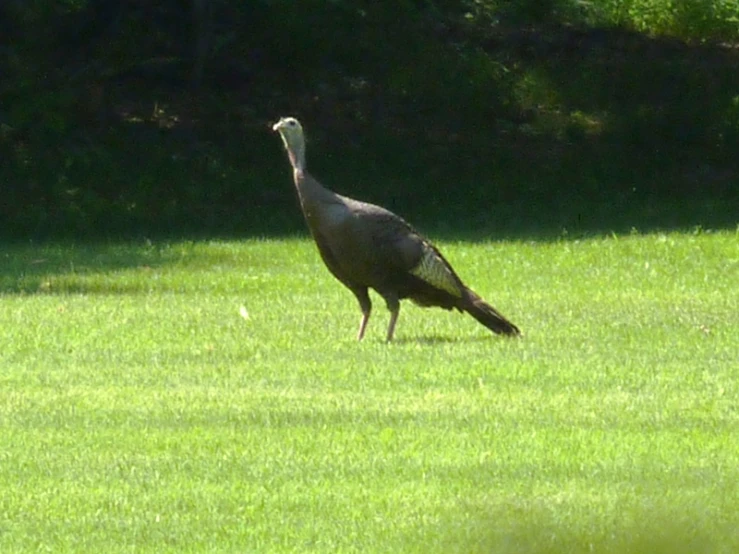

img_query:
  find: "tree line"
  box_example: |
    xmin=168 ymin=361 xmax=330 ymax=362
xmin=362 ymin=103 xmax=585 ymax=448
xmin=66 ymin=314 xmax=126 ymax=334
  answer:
xmin=2 ymin=1 xmax=738 ymax=237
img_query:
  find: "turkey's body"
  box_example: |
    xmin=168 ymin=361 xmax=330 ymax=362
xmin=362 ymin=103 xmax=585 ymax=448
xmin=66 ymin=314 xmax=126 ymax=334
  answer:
xmin=273 ymin=117 xmax=520 ymax=341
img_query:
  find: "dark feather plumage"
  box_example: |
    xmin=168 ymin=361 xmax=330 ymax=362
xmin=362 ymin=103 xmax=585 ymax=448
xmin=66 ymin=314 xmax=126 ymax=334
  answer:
xmin=272 ymin=117 xmax=521 ymax=341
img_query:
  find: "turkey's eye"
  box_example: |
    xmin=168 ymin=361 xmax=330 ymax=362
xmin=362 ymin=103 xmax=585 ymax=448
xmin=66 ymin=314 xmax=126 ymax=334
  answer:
xmin=288 ymin=120 xmax=296 ymax=127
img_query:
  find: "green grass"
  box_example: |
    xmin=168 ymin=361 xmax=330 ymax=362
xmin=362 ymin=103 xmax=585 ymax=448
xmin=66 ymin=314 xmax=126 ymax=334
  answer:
xmin=1 ymin=231 xmax=738 ymax=553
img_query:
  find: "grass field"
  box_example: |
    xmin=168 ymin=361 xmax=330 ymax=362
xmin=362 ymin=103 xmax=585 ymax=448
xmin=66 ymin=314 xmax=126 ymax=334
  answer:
xmin=1 ymin=230 xmax=738 ymax=553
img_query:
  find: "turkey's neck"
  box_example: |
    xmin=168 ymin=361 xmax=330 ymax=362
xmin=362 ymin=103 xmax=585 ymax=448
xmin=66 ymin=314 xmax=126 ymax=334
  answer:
xmin=286 ymin=139 xmax=341 ymax=221
xmin=287 ymin=140 xmax=306 ymax=173
xmin=293 ymin=170 xmax=341 ymax=222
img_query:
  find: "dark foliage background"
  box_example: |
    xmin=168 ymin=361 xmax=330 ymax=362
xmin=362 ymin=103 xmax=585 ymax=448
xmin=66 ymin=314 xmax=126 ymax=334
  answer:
xmin=1 ymin=0 xmax=738 ymax=239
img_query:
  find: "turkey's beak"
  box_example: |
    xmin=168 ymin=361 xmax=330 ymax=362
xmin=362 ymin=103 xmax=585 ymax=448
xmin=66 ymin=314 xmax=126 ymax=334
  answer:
xmin=272 ymin=118 xmax=286 ymax=132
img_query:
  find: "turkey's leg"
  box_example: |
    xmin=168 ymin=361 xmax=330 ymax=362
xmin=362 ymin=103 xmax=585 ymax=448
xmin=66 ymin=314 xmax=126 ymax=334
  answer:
xmin=357 ymin=310 xmax=371 ymax=341
xmin=386 ymin=308 xmax=399 ymax=342
xmin=354 ymin=288 xmax=372 ymax=341
xmin=384 ymin=295 xmax=400 ymax=342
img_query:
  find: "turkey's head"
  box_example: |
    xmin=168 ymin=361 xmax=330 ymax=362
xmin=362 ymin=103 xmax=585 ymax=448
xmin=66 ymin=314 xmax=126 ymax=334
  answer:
xmin=273 ymin=116 xmax=306 ymax=171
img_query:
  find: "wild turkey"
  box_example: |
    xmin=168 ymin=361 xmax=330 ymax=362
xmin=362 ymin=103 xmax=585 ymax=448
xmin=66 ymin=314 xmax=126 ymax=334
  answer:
xmin=272 ymin=116 xmax=521 ymax=341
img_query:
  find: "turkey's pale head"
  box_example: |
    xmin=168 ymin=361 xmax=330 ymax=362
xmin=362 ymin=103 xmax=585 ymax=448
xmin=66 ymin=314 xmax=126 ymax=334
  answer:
xmin=273 ymin=116 xmax=306 ymax=172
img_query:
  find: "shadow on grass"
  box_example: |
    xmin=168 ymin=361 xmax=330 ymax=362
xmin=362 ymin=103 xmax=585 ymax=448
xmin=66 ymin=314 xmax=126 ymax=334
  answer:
xmin=0 ymin=241 xmax=176 ymax=294
xmin=391 ymin=333 xmax=502 ymax=345
xmin=407 ymin=499 xmax=739 ymax=554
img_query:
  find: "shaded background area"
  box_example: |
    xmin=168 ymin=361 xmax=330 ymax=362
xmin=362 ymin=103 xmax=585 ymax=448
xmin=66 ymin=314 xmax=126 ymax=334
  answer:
xmin=1 ymin=0 xmax=738 ymax=239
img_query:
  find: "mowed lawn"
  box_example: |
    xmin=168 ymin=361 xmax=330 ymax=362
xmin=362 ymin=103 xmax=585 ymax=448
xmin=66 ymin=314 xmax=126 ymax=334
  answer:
xmin=1 ymin=231 xmax=737 ymax=553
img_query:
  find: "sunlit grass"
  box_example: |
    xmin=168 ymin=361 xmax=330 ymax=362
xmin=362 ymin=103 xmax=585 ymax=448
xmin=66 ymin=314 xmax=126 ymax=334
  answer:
xmin=0 ymin=231 xmax=737 ymax=553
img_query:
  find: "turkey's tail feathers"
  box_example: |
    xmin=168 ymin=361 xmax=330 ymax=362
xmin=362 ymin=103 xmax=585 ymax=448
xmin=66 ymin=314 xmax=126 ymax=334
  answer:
xmin=463 ymin=289 xmax=521 ymax=336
